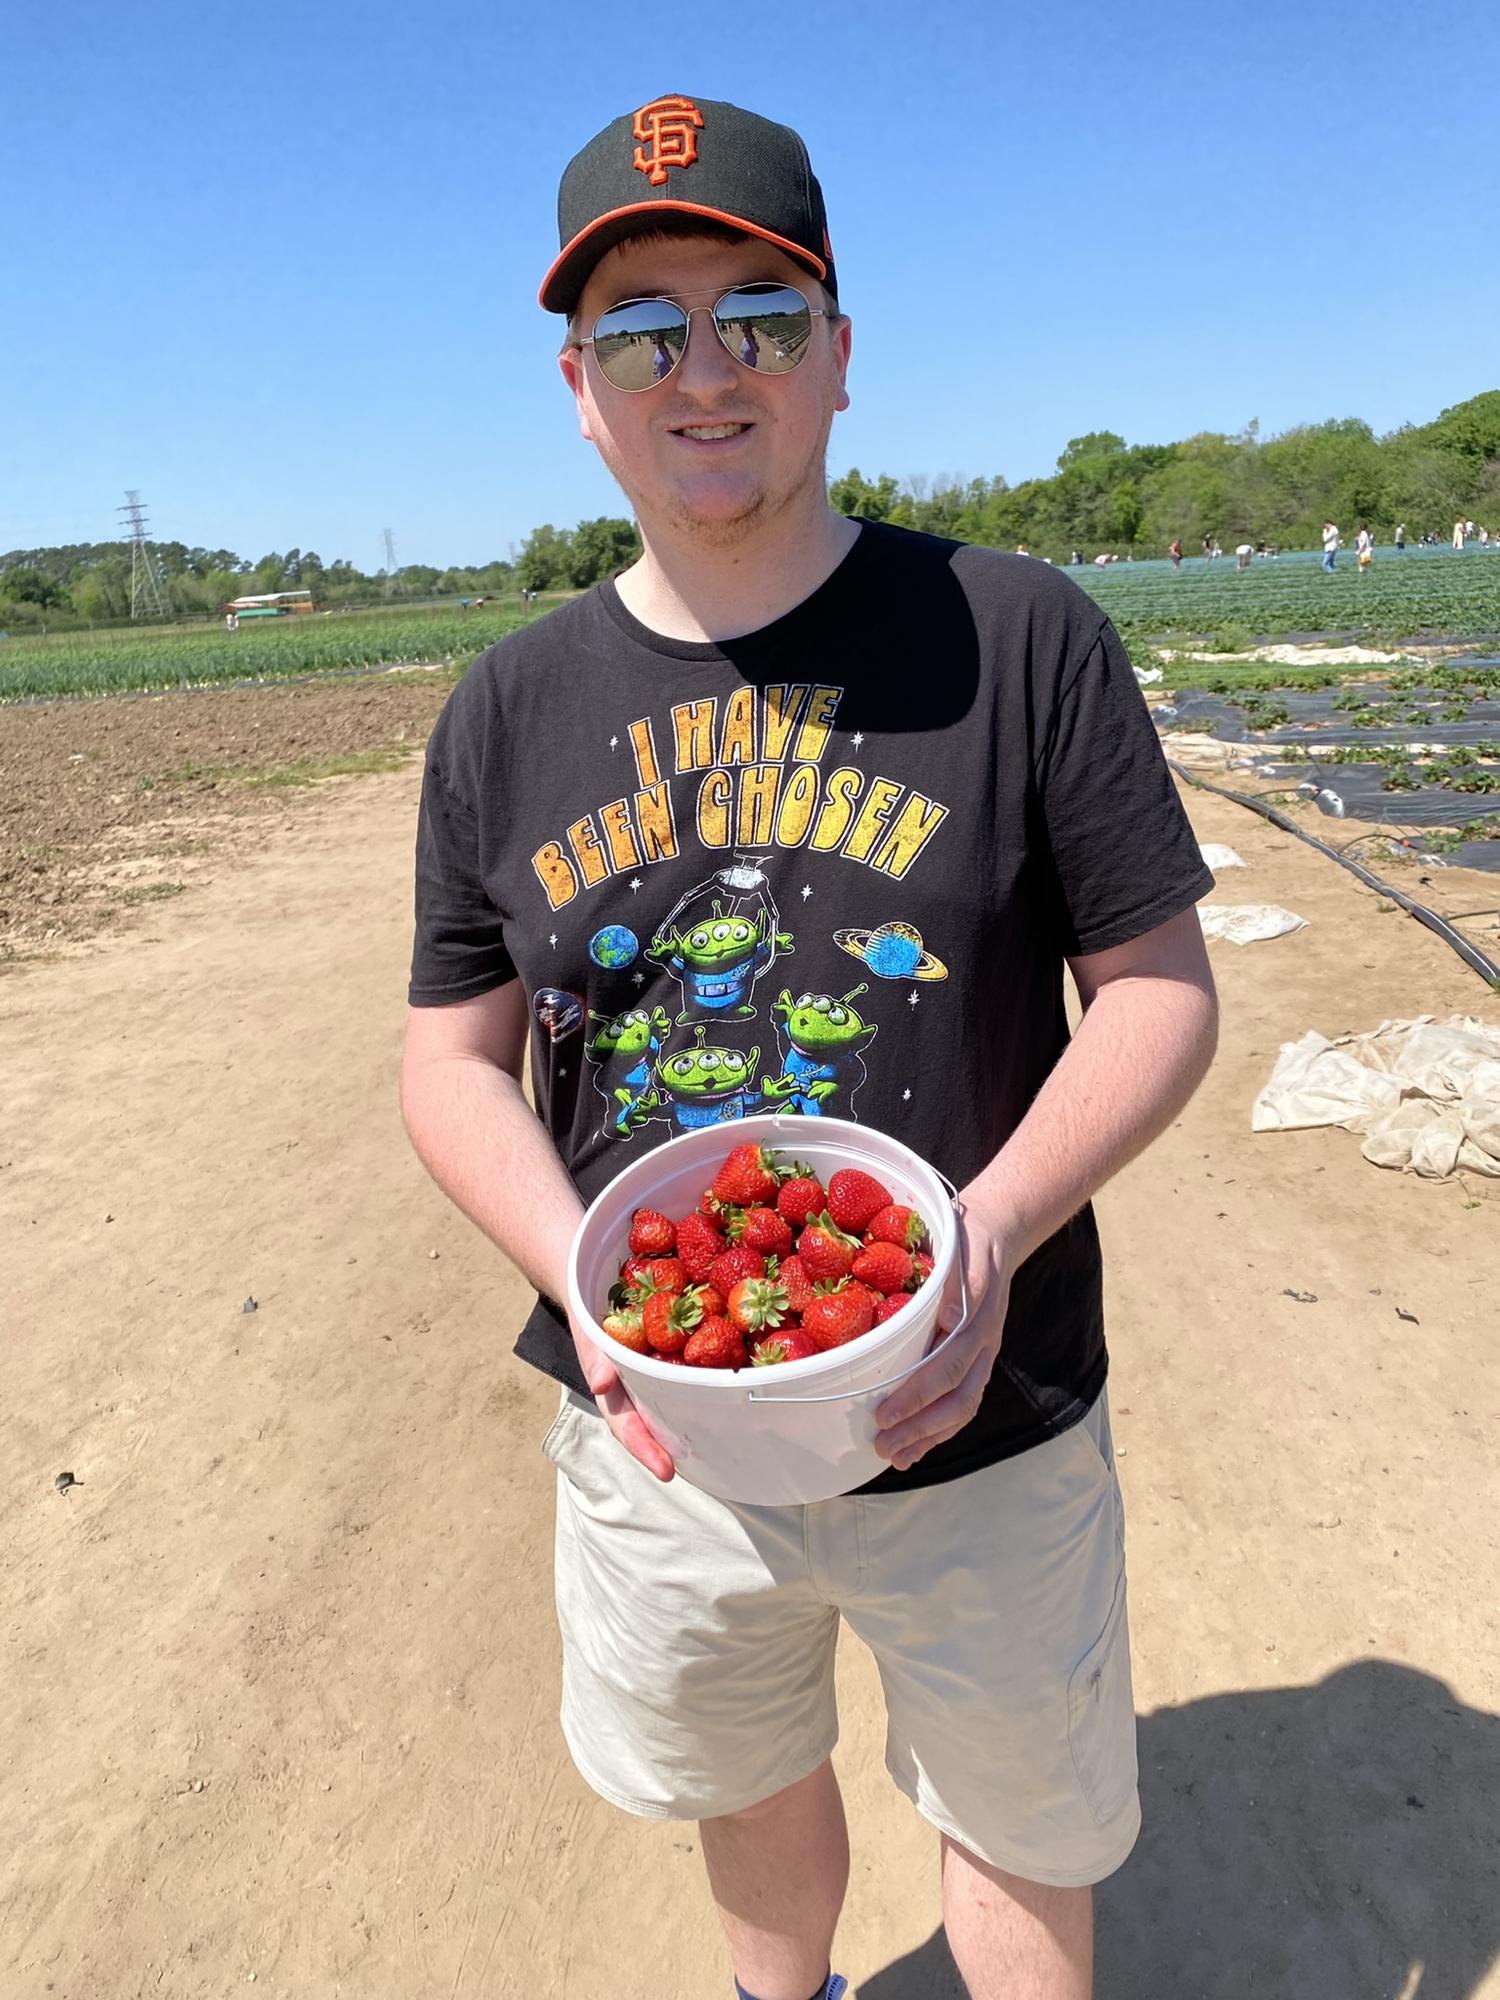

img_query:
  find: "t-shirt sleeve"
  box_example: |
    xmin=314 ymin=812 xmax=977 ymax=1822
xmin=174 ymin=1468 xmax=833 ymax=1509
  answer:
xmin=1034 ymin=620 xmax=1214 ymax=956
xmin=407 ymin=756 xmax=517 ymax=1005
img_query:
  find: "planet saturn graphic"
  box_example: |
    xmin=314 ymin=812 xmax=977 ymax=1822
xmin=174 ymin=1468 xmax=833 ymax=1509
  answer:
xmin=833 ymin=921 xmax=947 ymax=982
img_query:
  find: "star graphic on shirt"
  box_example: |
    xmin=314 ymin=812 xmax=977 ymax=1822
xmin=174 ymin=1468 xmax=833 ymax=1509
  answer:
xmin=902 ymin=1087 xmax=912 ymax=1102
xmin=629 ymin=877 xmax=642 ymax=893
xmin=850 ymin=731 xmax=865 ymax=751
xmin=558 ymin=1066 xmax=567 ymax=1078
xmin=800 ymin=884 xmax=813 ymax=901
xmin=609 ymin=735 xmax=619 ymax=752
xmin=907 ymin=990 xmax=920 ymax=1008
xmin=631 ymin=971 xmax=645 ymax=986
xmin=548 ymin=933 xmax=558 ymax=948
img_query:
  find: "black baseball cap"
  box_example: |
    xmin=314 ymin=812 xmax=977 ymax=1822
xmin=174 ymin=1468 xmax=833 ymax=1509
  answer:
xmin=539 ymin=94 xmax=836 ymax=316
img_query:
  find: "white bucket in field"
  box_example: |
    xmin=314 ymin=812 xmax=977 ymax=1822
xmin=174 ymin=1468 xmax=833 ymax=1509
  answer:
xmin=566 ymin=1112 xmax=962 ymax=1505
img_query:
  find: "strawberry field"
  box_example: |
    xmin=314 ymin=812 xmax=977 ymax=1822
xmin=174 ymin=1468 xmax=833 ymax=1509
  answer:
xmin=0 ymin=600 xmax=546 ymax=703
xmin=1072 ymin=545 xmax=1500 ymax=646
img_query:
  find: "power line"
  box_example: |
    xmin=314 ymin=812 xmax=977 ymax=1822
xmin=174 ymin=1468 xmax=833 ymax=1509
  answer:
xmin=117 ymin=489 xmax=169 ymax=621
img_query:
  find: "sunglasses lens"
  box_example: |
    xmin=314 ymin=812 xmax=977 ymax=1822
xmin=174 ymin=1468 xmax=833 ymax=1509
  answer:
xmin=590 ymin=299 xmax=689 ymax=391
xmin=714 ymin=285 xmax=814 ymax=374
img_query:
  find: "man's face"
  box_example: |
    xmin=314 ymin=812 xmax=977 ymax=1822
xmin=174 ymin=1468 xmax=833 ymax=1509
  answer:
xmin=558 ymin=234 xmax=851 ymax=548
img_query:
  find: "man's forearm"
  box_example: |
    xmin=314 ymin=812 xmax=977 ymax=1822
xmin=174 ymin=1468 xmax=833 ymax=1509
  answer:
xmin=965 ymin=973 xmax=1218 ymax=1267
xmin=399 ymin=1051 xmax=583 ymax=1305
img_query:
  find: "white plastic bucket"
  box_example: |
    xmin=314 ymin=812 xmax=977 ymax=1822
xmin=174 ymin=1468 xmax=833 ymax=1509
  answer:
xmin=566 ymin=1112 xmax=961 ymax=1505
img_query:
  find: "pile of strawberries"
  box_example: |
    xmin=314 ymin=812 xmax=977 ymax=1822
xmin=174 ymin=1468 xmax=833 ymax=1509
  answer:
xmin=601 ymin=1142 xmax=933 ymax=1371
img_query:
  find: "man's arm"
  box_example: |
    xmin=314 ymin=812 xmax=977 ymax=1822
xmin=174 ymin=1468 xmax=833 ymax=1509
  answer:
xmin=874 ymin=905 xmax=1218 ymax=1471
xmin=399 ymin=988 xmax=675 ymax=1479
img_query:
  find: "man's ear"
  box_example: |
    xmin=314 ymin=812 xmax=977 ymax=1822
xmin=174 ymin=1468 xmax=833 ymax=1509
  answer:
xmin=557 ymin=346 xmax=595 ymax=441
xmin=831 ymin=313 xmax=852 ymax=414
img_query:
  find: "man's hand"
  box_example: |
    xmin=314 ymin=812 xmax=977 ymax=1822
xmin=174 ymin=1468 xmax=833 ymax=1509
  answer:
xmin=568 ymin=1311 xmax=676 ymax=1482
xmin=872 ymin=1195 xmax=1014 ymax=1473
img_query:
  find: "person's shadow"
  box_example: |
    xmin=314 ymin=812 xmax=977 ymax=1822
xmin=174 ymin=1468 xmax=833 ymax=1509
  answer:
xmin=861 ymin=1661 xmax=1500 ymax=1998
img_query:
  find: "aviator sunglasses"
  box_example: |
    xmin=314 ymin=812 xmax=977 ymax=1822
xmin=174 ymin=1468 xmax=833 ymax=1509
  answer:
xmin=575 ymin=282 xmax=833 ymax=393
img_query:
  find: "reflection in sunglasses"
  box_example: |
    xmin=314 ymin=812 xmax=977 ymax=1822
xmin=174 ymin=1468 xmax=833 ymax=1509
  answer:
xmin=586 ymin=285 xmax=826 ymax=393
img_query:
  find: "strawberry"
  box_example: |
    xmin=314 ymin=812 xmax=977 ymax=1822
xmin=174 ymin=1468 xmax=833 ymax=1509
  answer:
xmin=683 ymin=1317 xmax=749 ymax=1370
xmin=689 ymin=1282 xmax=727 ymax=1320
xmin=643 ymin=1287 xmax=703 ymax=1355
xmin=633 ymin=1255 xmax=686 ymax=1297
xmin=698 ymin=1188 xmax=732 ymax=1223
xmin=627 ymin=1207 xmax=676 ymax=1257
xmin=803 ymin=1280 xmax=876 ymax=1350
xmin=618 ymin=1254 xmax=655 ymax=1291
xmin=602 ymin=1306 xmax=650 ymax=1354
xmin=797 ymin=1211 xmax=861 ymax=1284
xmin=751 ymin=1328 xmax=821 ymax=1366
xmin=675 ymin=1211 xmax=724 ymax=1284
xmin=873 ymin=1292 xmax=915 ymax=1325
xmin=707 ymin=1243 xmax=766 ymax=1294
xmin=864 ymin=1203 xmax=927 ymax=1252
xmin=726 ymin=1277 xmax=789 ymax=1336
xmin=732 ymin=1206 xmax=794 ymax=1257
xmin=852 ymin=1241 xmax=917 ymax=1296
xmin=826 ymin=1168 xmax=892 ymax=1235
xmin=912 ymin=1252 xmax=935 ymax=1287
xmin=775 ymin=1254 xmax=819 ymax=1313
xmin=711 ymin=1143 xmax=781 ymax=1207
xmin=775 ymin=1172 xmax=826 ymax=1229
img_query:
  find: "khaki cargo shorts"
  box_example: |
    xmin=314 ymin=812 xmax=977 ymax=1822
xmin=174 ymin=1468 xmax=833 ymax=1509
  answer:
xmin=543 ymin=1386 xmax=1139 ymax=1889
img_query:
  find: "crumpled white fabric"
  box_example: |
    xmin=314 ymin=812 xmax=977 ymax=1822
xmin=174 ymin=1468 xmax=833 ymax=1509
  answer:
xmin=1199 ymin=843 xmax=1247 ymax=870
xmin=1252 ymin=1015 xmax=1500 ymax=1178
xmin=1199 ymin=903 xmax=1307 ymax=944
xmin=1134 ymin=665 xmax=1164 ymax=686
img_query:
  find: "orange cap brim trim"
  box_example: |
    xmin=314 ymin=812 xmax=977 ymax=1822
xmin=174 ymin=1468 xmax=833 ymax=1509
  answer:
xmin=539 ymin=200 xmax=828 ymax=311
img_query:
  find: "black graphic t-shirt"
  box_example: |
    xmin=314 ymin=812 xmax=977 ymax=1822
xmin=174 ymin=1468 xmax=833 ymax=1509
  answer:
xmin=407 ymin=522 xmax=1212 ymax=1492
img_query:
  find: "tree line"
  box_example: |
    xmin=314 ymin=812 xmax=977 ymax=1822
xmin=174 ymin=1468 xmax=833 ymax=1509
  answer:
xmin=4 ymin=393 xmax=1495 ymax=629
xmin=827 ymin=392 xmax=1500 ymax=559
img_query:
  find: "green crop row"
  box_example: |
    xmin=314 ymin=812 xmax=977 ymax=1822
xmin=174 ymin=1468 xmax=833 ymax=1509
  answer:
xmin=1077 ymin=545 xmax=1500 ymax=645
xmin=0 ymin=603 xmax=547 ymax=702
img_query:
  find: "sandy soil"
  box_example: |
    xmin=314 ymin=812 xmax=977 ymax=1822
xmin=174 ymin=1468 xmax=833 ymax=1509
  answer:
xmin=0 ymin=676 xmax=452 ymax=959
xmin=4 ymin=747 xmax=1498 ymax=1998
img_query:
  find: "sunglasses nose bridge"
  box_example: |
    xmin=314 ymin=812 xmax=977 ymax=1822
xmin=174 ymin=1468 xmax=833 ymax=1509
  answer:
xmin=678 ymin=302 xmax=742 ymax=377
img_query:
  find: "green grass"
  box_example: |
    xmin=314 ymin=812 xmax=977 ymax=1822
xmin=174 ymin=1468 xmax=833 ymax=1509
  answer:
xmin=0 ymin=599 xmax=551 ymax=702
xmin=119 ymin=880 xmax=187 ymax=905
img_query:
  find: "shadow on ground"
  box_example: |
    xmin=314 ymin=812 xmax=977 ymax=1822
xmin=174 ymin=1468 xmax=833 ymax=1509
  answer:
xmin=861 ymin=1660 xmax=1500 ymax=1999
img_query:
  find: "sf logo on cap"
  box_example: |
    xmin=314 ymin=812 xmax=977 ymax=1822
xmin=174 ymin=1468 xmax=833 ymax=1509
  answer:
xmin=632 ymin=95 xmax=704 ymax=186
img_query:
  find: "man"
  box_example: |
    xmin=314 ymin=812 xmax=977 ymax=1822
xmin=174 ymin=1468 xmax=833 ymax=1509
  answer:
xmin=1322 ymin=520 xmax=1340 ymax=571
xmin=400 ymin=94 xmax=1218 ymax=2000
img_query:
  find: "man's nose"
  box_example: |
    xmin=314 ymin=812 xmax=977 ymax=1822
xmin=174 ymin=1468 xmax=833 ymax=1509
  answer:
xmin=672 ymin=307 xmax=741 ymax=393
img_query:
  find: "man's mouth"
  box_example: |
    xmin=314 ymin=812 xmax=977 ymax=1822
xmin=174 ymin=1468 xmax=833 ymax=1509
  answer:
xmin=672 ymin=423 xmax=753 ymax=441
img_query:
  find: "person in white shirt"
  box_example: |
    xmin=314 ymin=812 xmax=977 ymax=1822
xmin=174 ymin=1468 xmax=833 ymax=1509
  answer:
xmin=1355 ymin=526 xmax=1373 ymax=572
xmin=1321 ymin=522 xmax=1340 ymax=572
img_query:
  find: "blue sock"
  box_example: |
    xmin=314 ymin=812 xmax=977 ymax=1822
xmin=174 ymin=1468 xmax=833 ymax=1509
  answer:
xmin=734 ymin=1978 xmax=846 ymax=2000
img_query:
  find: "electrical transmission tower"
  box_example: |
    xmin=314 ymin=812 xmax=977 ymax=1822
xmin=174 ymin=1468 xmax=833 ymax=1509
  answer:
xmin=118 ymin=490 xmax=169 ymax=621
xmin=382 ymin=528 xmax=397 ymax=596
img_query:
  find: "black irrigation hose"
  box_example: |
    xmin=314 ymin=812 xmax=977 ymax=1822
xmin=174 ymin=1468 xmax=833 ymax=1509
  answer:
xmin=1168 ymin=759 xmax=1500 ymax=989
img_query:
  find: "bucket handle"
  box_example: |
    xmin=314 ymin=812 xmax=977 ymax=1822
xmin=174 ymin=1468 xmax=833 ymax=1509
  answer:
xmin=747 ymin=1169 xmax=969 ymax=1404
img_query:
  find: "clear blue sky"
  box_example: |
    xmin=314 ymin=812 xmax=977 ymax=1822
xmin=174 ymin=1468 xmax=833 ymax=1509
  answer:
xmin=6 ymin=1 xmax=1493 ymax=568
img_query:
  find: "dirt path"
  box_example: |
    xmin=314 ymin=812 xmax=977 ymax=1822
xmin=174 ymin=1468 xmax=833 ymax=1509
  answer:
xmin=3 ymin=762 xmax=1496 ymax=1998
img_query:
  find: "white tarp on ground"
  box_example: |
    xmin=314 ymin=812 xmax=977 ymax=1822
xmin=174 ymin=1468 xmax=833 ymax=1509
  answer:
xmin=1252 ymin=1015 xmax=1500 ymax=1178
xmin=1199 ymin=843 xmax=1247 ymax=870
xmin=1199 ymin=903 xmax=1307 ymax=944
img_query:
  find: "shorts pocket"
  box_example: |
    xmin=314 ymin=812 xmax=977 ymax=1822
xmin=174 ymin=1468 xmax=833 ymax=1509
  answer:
xmin=1067 ymin=1568 xmax=1138 ymax=1826
xmin=540 ymin=1390 xmax=594 ymax=1466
